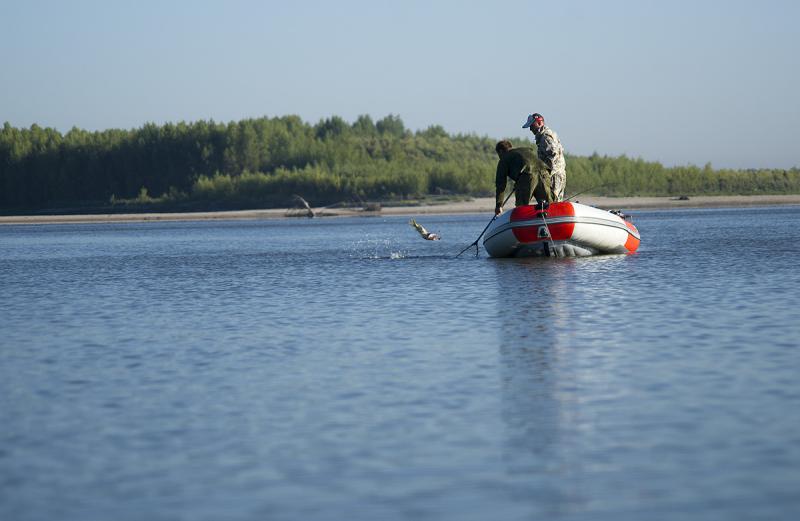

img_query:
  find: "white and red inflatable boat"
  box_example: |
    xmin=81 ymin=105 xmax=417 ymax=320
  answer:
xmin=483 ymin=201 xmax=640 ymax=258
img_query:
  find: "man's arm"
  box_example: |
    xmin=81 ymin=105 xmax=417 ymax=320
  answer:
xmin=495 ymin=160 xmax=508 ymax=214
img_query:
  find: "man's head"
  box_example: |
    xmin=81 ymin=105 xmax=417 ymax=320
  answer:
xmin=522 ymin=113 xmax=545 ymax=135
xmin=495 ymin=140 xmax=513 ymax=157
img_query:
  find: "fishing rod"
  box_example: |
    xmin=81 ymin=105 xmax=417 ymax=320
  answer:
xmin=564 ymin=183 xmax=612 ymax=202
xmin=455 ymin=191 xmax=514 ymax=258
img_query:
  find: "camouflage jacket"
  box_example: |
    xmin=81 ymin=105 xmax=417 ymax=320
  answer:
xmin=534 ymin=126 xmax=566 ymax=172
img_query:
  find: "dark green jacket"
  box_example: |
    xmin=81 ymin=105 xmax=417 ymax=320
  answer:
xmin=495 ymin=147 xmax=541 ymax=208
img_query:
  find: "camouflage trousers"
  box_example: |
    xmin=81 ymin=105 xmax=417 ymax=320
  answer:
xmin=550 ymin=167 xmax=566 ymax=201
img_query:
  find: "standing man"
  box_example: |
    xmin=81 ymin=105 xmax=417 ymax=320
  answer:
xmin=523 ymin=113 xmax=566 ymax=201
xmin=494 ymin=140 xmax=553 ymax=216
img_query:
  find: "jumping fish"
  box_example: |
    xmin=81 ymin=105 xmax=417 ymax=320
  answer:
xmin=409 ymin=219 xmax=440 ymax=240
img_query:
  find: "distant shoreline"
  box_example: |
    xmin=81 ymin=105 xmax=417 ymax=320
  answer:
xmin=2 ymin=194 xmax=800 ymax=225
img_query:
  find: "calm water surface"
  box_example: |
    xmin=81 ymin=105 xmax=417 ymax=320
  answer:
xmin=1 ymin=206 xmax=799 ymax=521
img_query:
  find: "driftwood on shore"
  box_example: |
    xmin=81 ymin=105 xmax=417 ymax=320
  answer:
xmin=286 ymin=195 xmax=315 ymax=218
xmin=285 ymin=195 xmax=383 ymax=217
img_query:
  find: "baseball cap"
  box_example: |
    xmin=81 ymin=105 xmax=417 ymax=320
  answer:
xmin=522 ymin=113 xmax=544 ymax=128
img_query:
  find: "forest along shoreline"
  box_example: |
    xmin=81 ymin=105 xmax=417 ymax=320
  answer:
xmin=4 ymin=117 xmax=800 ymax=219
xmin=2 ymin=195 xmax=800 ymax=225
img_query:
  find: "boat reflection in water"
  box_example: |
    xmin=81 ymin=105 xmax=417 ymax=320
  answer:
xmin=492 ymin=254 xmax=634 ymax=514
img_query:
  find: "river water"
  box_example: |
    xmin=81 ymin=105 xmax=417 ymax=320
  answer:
xmin=1 ymin=206 xmax=799 ymax=521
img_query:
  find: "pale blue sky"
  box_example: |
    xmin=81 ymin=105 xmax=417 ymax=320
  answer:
xmin=1 ymin=0 xmax=798 ymax=168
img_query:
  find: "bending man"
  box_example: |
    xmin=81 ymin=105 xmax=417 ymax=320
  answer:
xmin=523 ymin=113 xmax=566 ymax=201
xmin=494 ymin=140 xmax=553 ymax=216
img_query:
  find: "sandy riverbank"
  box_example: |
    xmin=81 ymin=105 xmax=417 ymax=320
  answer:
xmin=2 ymin=194 xmax=800 ymax=225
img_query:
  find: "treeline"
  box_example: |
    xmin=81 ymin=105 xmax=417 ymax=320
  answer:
xmin=1 ymin=116 xmax=798 ymax=211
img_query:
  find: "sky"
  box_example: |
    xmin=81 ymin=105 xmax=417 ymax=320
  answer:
xmin=1 ymin=0 xmax=798 ymax=169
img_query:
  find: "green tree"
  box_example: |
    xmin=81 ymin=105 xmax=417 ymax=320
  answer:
xmin=376 ymin=114 xmax=406 ymax=137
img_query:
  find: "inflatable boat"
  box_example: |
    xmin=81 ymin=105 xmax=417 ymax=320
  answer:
xmin=483 ymin=201 xmax=641 ymax=258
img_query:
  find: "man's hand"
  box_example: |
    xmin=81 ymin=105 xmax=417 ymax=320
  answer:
xmin=494 ymin=206 xmax=502 ymax=216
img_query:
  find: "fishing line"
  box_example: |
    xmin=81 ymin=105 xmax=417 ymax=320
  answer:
xmin=564 ymin=183 xmax=611 ymax=202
